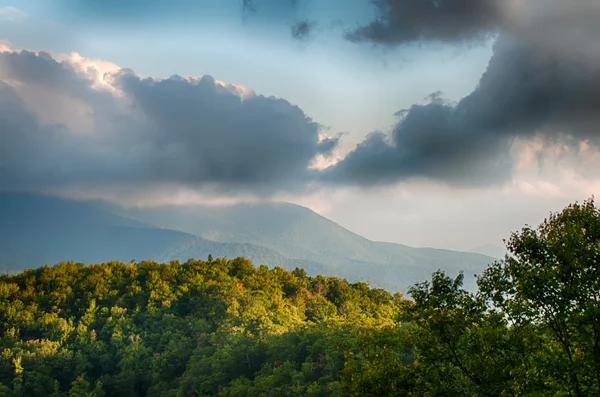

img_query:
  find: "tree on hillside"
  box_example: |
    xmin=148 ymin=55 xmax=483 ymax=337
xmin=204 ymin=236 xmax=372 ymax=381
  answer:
xmin=479 ymin=197 xmax=600 ymax=396
xmin=400 ymin=197 xmax=600 ymax=396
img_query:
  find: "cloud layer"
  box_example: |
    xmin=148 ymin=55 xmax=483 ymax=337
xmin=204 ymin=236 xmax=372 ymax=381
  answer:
xmin=2 ymin=0 xmax=600 ymax=197
xmin=0 ymin=48 xmax=337 ymax=195
xmin=345 ymin=0 xmax=501 ymax=46
xmin=324 ymin=0 xmax=600 ymax=188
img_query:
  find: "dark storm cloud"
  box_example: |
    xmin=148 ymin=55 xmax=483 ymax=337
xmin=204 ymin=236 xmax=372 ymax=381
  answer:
xmin=0 ymin=50 xmax=336 ymax=195
xmin=324 ymin=22 xmax=600 ymax=187
xmin=291 ymin=19 xmax=316 ymax=40
xmin=345 ymin=0 xmax=502 ymax=46
xmin=320 ymin=99 xmax=514 ymax=188
xmin=112 ymin=70 xmax=335 ymax=187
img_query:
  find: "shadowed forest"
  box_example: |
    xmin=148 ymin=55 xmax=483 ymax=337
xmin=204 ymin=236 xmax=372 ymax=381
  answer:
xmin=1 ymin=198 xmax=599 ymax=396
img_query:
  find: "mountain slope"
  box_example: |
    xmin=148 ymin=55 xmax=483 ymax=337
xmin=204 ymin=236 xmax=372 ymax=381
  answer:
xmin=112 ymin=202 xmax=376 ymax=265
xmin=1 ymin=193 xmax=494 ymax=291
xmin=0 ymin=194 xmax=324 ymax=276
xmin=115 ymin=202 xmax=494 ymax=289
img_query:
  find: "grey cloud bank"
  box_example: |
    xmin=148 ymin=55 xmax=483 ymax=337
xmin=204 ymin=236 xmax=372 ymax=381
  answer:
xmin=0 ymin=50 xmax=336 ymax=195
xmin=346 ymin=0 xmax=501 ymax=46
xmin=2 ymin=0 xmax=600 ymax=196
xmin=324 ymin=0 xmax=600 ymax=187
xmin=291 ymin=19 xmax=317 ymax=40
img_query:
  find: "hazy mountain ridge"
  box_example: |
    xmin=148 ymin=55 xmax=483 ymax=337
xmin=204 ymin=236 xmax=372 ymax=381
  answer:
xmin=117 ymin=202 xmax=491 ymax=265
xmin=114 ymin=201 xmax=493 ymax=289
xmin=0 ymin=194 xmax=313 ymax=275
xmin=0 ymin=193 xmax=494 ymax=291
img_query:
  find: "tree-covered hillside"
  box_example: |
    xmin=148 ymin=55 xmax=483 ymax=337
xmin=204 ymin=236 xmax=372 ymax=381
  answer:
xmin=0 ymin=257 xmax=407 ymax=396
xmin=2 ymin=198 xmax=600 ymax=396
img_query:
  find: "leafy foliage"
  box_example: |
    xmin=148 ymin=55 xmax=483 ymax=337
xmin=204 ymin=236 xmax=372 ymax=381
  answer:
xmin=0 ymin=257 xmax=403 ymax=396
xmin=354 ymin=197 xmax=600 ymax=396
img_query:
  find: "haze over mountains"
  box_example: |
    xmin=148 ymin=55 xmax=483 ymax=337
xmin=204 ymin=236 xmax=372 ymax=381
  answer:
xmin=0 ymin=193 xmax=494 ymax=292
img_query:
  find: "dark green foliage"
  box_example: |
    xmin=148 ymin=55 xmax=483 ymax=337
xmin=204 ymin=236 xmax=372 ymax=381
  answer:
xmin=477 ymin=198 xmax=600 ymax=395
xmin=347 ymin=197 xmax=600 ymax=396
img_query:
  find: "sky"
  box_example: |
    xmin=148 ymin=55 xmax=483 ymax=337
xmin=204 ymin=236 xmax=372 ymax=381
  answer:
xmin=1 ymin=0 xmax=600 ymax=251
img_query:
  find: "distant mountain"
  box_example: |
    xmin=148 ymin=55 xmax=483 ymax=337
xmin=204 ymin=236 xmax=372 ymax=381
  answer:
xmin=0 ymin=194 xmax=324 ymax=276
xmin=469 ymin=244 xmax=507 ymax=260
xmin=0 ymin=193 xmax=494 ymax=291
xmin=113 ymin=201 xmax=494 ymax=291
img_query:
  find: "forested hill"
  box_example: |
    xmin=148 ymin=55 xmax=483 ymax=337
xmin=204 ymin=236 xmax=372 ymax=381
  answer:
xmin=0 ymin=257 xmax=408 ymax=396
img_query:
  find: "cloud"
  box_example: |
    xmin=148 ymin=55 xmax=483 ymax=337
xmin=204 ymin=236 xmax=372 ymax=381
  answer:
xmin=323 ymin=0 xmax=600 ymax=188
xmin=241 ymin=0 xmax=318 ymax=40
xmin=345 ymin=0 xmax=502 ymax=46
xmin=2 ymin=1 xmax=599 ymax=198
xmin=310 ymin=135 xmax=600 ymax=250
xmin=321 ymin=102 xmax=513 ymax=188
xmin=0 ymin=49 xmax=338 ymax=196
xmin=291 ymin=19 xmax=316 ymax=40
xmin=0 ymin=40 xmax=11 ymax=53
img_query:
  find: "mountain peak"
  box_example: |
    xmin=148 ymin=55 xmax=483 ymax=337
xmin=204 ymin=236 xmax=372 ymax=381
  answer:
xmin=1 ymin=193 xmax=493 ymax=292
